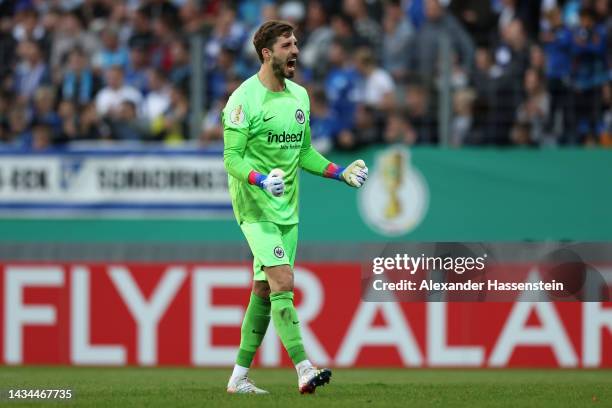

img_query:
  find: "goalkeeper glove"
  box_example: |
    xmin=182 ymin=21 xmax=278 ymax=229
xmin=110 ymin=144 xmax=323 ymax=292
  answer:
xmin=250 ymin=168 xmax=285 ymax=197
xmin=341 ymin=159 xmax=368 ymax=188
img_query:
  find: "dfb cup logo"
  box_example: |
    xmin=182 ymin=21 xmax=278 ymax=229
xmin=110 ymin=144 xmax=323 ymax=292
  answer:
xmin=358 ymin=147 xmax=429 ymax=236
xmin=230 ymin=104 xmax=245 ymax=125
xmin=295 ymin=109 xmax=305 ymax=124
xmin=273 ymin=246 xmax=285 ymax=258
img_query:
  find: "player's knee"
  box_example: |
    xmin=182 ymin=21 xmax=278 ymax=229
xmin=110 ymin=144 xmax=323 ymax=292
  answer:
xmin=264 ymin=264 xmax=294 ymax=292
xmin=276 ymin=276 xmax=293 ymax=292
xmin=252 ymin=280 xmax=271 ymax=299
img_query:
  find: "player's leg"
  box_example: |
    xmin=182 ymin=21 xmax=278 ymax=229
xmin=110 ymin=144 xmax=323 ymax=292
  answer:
xmin=227 ymin=224 xmax=280 ymax=394
xmin=229 ymin=280 xmax=270 ymax=389
xmin=265 ymin=224 xmax=331 ymax=394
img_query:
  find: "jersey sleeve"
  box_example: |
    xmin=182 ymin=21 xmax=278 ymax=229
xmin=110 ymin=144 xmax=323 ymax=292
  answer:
xmin=223 ymin=94 xmax=265 ymax=186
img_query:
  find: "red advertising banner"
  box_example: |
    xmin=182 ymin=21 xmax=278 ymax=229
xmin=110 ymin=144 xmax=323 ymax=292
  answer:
xmin=1 ymin=263 xmax=611 ymax=367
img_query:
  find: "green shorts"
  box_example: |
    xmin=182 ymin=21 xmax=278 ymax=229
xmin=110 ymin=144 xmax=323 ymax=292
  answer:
xmin=240 ymin=221 xmax=298 ymax=281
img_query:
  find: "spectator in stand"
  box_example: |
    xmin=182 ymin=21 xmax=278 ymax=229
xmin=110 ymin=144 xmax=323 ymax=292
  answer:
xmin=125 ymin=44 xmax=150 ymax=93
xmin=515 ymin=68 xmax=550 ymax=145
xmin=111 ymin=100 xmax=149 ymax=141
xmin=6 ymin=106 xmax=31 ymax=148
xmin=343 ymin=0 xmax=382 ymax=53
xmin=207 ymin=45 xmax=238 ymax=110
xmin=200 ymin=94 xmax=226 ymax=149
xmin=200 ymin=74 xmax=241 ymax=148
xmin=451 ymin=88 xmax=477 ymax=146
xmin=31 ymin=121 xmax=53 ymax=150
xmin=141 ymin=0 xmax=179 ymax=24
xmin=309 ymin=86 xmax=342 ymax=154
xmin=403 ymin=82 xmax=436 ymax=144
xmin=529 ymin=44 xmax=545 ymax=73
xmin=571 ymin=7 xmax=608 ymax=144
xmin=510 ymin=122 xmax=534 ymax=145
xmin=74 ymin=0 xmax=112 ymax=27
xmin=95 ymin=65 xmax=142 ymax=119
xmin=57 ymin=99 xmax=79 ymax=142
xmin=593 ymin=0 xmax=611 ymax=77
xmin=142 ymin=68 xmax=171 ymax=122
xmin=488 ymin=19 xmax=530 ymax=144
xmin=31 ymin=86 xmax=61 ymax=137
xmin=12 ymin=6 xmax=50 ymax=56
xmin=150 ymin=14 xmax=177 ymax=73
xmin=78 ymin=102 xmax=112 ymax=141
xmin=497 ymin=0 xmax=518 ymax=34
xmin=408 ymin=0 xmax=475 ymax=85
xmin=330 ymin=13 xmax=367 ymax=51
xmin=179 ymin=0 xmax=208 ymax=34
xmin=59 ymin=47 xmax=103 ymax=106
xmin=354 ymin=47 xmax=396 ymax=111
xmin=324 ymin=39 xmax=360 ymax=132
xmin=300 ymin=0 xmax=334 ymax=81
xmin=204 ymin=6 xmax=246 ymax=64
xmin=337 ymin=104 xmax=381 ymax=150
xmin=168 ymin=38 xmax=191 ymax=93
xmin=494 ymin=19 xmax=530 ymax=83
xmin=448 ymin=0 xmax=497 ymax=47
xmin=150 ymin=84 xmax=188 ymax=144
xmin=0 ymin=15 xmax=17 ymax=86
xmin=108 ymin=2 xmax=132 ymax=47
xmin=541 ymin=7 xmax=573 ymax=142
xmin=470 ymin=46 xmax=502 ymax=144
xmin=127 ymin=7 xmax=155 ymax=51
xmin=13 ymin=39 xmax=51 ymax=104
xmin=382 ymin=0 xmax=414 ymax=82
xmin=383 ymin=109 xmax=417 ymax=145
xmin=93 ymin=27 xmax=129 ymax=71
xmin=49 ymin=11 xmax=98 ymax=70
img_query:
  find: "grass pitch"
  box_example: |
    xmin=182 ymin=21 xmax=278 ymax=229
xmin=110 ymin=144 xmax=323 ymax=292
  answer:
xmin=0 ymin=367 xmax=610 ymax=407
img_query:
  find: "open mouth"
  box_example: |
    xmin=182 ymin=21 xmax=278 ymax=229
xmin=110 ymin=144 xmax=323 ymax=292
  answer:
xmin=286 ymin=58 xmax=297 ymax=70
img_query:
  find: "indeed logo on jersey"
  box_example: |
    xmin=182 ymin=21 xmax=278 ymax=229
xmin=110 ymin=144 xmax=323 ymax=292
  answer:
xmin=267 ymin=130 xmax=303 ymax=144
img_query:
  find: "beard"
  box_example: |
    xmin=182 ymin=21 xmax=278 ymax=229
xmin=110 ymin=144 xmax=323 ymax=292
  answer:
xmin=271 ymin=55 xmax=294 ymax=79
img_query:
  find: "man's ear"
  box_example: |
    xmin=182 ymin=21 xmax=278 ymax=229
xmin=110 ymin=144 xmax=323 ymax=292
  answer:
xmin=262 ymin=48 xmax=271 ymax=61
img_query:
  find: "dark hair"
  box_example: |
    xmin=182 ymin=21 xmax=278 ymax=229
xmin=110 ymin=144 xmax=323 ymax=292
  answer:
xmin=579 ymin=7 xmax=595 ymax=19
xmin=253 ymin=20 xmax=295 ymax=63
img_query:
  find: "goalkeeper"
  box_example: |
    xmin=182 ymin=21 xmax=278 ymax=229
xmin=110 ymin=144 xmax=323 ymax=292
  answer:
xmin=223 ymin=20 xmax=368 ymax=395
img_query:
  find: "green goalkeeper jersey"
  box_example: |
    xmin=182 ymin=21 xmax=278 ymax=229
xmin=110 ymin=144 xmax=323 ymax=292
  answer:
xmin=223 ymin=74 xmax=332 ymax=225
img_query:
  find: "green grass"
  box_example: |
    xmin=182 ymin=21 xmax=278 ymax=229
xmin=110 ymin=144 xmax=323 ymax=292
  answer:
xmin=0 ymin=367 xmax=610 ymax=407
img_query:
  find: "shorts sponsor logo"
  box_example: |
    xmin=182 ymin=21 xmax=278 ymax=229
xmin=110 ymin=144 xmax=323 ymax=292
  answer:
xmin=295 ymin=109 xmax=305 ymax=124
xmin=274 ymin=246 xmax=285 ymax=258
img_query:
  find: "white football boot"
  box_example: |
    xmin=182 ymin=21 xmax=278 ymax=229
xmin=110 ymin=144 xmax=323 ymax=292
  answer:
xmin=298 ymin=367 xmax=332 ymax=394
xmin=227 ymin=376 xmax=269 ymax=394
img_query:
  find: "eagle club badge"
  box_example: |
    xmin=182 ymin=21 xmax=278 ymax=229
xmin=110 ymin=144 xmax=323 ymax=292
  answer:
xmin=274 ymin=246 xmax=285 ymax=258
xmin=295 ymin=109 xmax=305 ymax=124
xmin=230 ymin=104 xmax=245 ymax=125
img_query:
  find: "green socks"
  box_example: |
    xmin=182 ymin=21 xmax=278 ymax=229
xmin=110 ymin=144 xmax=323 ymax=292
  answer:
xmin=270 ymin=291 xmax=307 ymax=365
xmin=236 ymin=291 xmax=308 ymax=367
xmin=236 ymin=293 xmax=271 ymax=367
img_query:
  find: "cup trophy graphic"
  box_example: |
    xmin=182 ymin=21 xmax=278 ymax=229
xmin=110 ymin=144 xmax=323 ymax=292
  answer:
xmin=381 ymin=150 xmax=405 ymax=219
xmin=359 ymin=147 xmax=428 ymax=236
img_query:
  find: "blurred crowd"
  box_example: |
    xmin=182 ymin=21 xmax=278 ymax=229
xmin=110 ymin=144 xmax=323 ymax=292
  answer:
xmin=0 ymin=0 xmax=610 ymax=151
